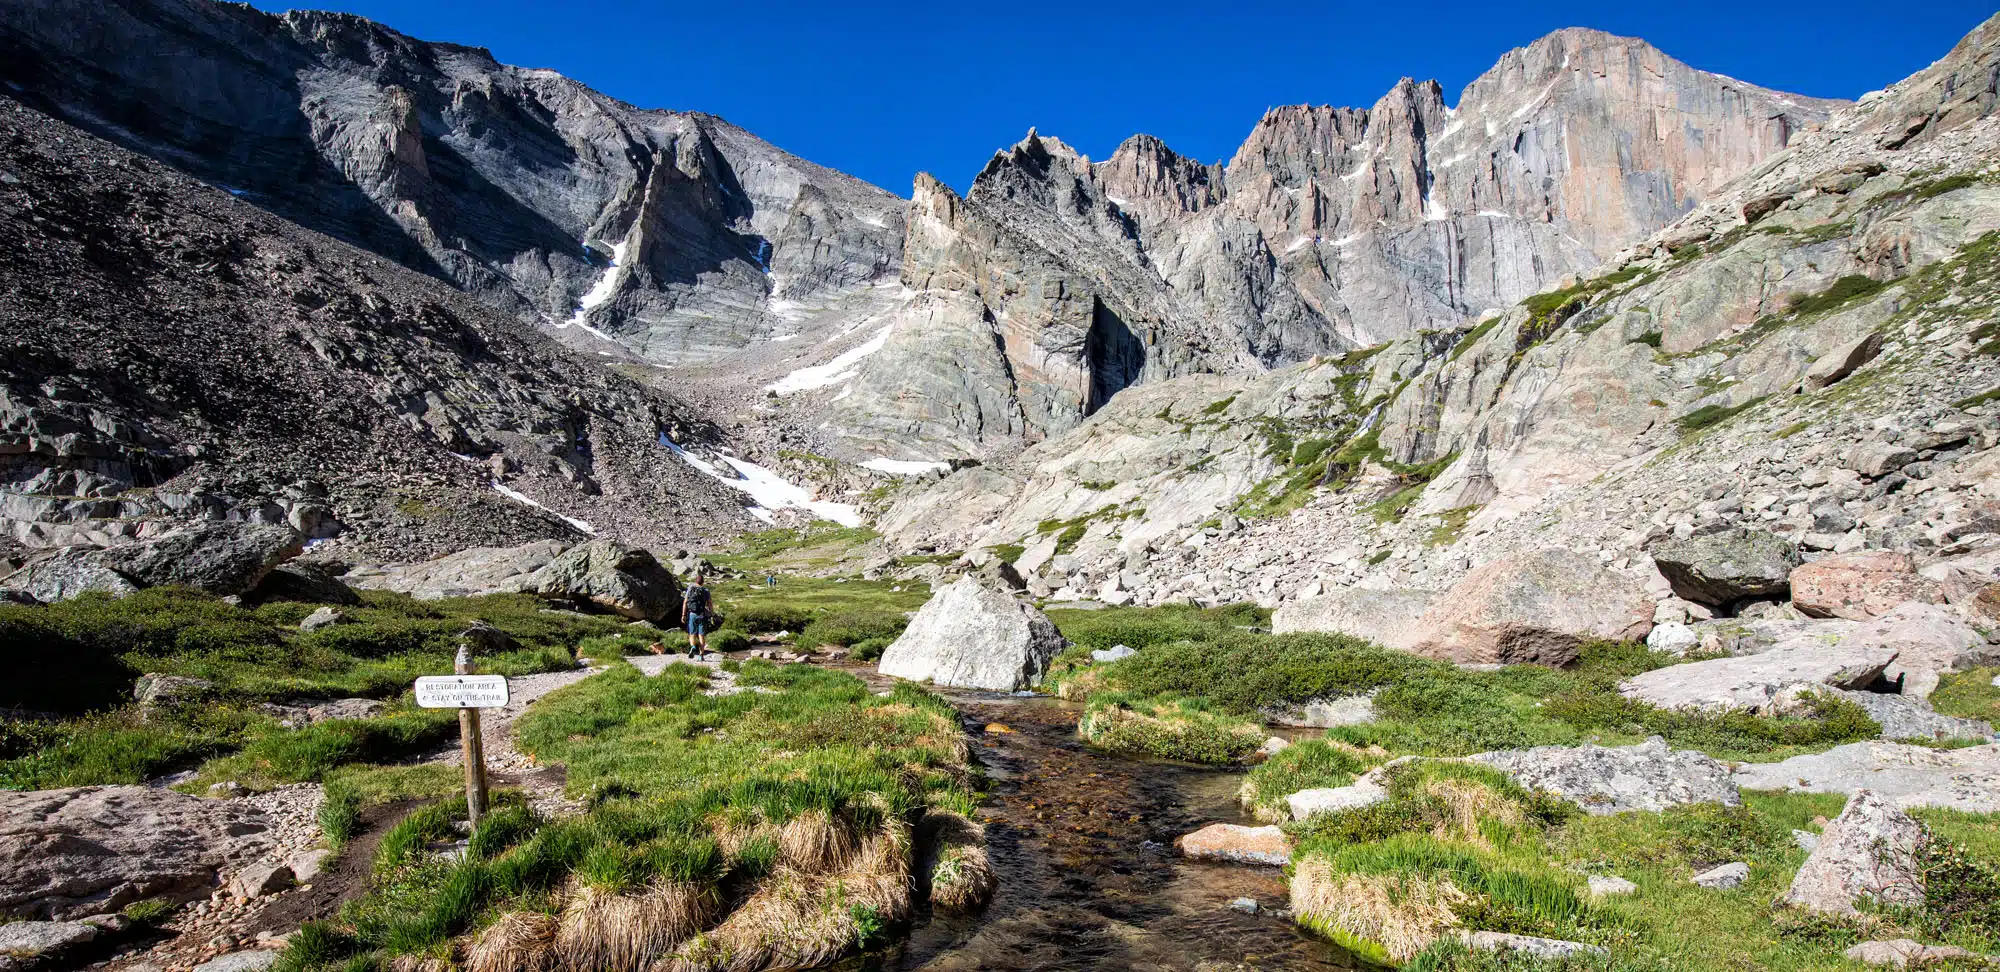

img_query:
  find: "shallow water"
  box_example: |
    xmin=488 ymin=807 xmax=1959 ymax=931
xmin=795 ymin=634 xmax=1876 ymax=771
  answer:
xmin=840 ymin=684 xmax=1363 ymax=972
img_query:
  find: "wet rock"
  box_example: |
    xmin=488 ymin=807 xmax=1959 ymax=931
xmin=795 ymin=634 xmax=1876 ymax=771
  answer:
xmin=1470 ymin=736 xmax=1740 ymax=814
xmin=1617 ymin=642 xmax=1897 ymax=713
xmin=1270 ymin=587 xmax=1435 ymax=650
xmin=878 ymin=578 xmax=1066 ymax=691
xmin=1733 ymin=742 xmax=2000 ymax=812
xmin=1844 ymin=940 xmax=1982 ymax=968
xmin=1228 ymin=897 xmax=1260 ymax=914
xmin=1791 ymin=551 xmax=1941 ymax=620
xmin=1648 ymin=528 xmax=1800 ymax=605
xmin=1175 ymin=823 xmax=1292 ymax=866
xmin=1782 ymin=790 xmax=1927 ymax=915
xmin=1405 ymin=549 xmax=1653 ymax=666
xmin=530 ymin=540 xmax=679 ymax=623
xmin=1691 ymin=862 xmax=1749 ymax=889
xmin=0 ymin=786 xmax=276 ymax=919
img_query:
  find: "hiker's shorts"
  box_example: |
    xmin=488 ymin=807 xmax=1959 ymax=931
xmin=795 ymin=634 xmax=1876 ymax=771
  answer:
xmin=687 ymin=616 xmax=707 ymax=636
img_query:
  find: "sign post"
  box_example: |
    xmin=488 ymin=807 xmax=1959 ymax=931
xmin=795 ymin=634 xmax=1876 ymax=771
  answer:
xmin=415 ymin=652 xmax=509 ymax=830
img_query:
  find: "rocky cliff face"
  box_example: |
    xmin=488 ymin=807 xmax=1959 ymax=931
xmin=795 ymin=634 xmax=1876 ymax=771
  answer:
xmin=873 ymin=14 xmax=2000 ymax=617
xmin=0 ymin=96 xmax=757 ymax=565
xmin=0 ymin=0 xmax=906 ymax=366
xmin=825 ymin=29 xmax=1838 ymax=461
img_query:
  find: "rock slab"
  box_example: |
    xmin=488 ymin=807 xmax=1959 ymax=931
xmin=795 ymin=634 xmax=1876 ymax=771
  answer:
xmin=878 ymin=578 xmax=1066 ymax=691
xmin=1618 ymin=642 xmax=1897 ymax=713
xmin=1791 ymin=551 xmax=1940 ymax=621
xmin=1733 ymin=742 xmax=2000 ymax=813
xmin=1470 ymin=737 xmax=1740 ymax=814
xmin=0 ymin=786 xmax=276 ymax=919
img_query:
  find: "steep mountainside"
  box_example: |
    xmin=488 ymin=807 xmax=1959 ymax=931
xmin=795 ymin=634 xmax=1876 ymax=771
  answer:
xmin=822 ymin=29 xmax=1839 ymax=461
xmin=873 ymin=13 xmax=2000 ymax=613
xmin=0 ymin=96 xmax=757 ymax=564
xmin=0 ymin=0 xmax=907 ymax=366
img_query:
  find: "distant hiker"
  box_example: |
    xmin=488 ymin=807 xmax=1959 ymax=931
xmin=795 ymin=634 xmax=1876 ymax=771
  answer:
xmin=765 ymin=572 xmax=776 ymax=589
xmin=682 ymin=572 xmax=713 ymax=655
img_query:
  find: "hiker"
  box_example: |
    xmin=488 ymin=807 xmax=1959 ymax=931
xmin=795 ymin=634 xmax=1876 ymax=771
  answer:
xmin=682 ymin=571 xmax=713 ymax=656
xmin=764 ymin=572 xmax=776 ymax=589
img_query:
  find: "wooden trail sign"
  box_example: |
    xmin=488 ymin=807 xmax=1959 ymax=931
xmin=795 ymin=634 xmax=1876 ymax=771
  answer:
xmin=414 ymin=642 xmax=507 ymax=828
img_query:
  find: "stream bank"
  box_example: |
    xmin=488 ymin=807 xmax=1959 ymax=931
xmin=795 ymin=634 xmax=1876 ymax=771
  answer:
xmin=846 ymin=681 xmax=1361 ymax=972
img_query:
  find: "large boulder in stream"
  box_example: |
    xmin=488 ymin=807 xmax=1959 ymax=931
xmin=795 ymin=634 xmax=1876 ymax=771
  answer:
xmin=878 ymin=578 xmax=1066 ymax=691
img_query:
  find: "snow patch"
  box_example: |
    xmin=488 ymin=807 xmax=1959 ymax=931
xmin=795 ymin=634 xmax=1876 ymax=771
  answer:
xmin=861 ymin=458 xmax=951 ymax=476
xmin=1424 ymin=191 xmax=1450 ymax=222
xmin=491 ymin=482 xmax=596 ymax=535
xmin=766 ymin=325 xmax=891 ymax=394
xmin=563 ymin=238 xmax=628 ymax=334
xmin=771 ymin=334 xmax=798 ymax=342
xmin=1106 ymin=195 xmax=1130 ymax=208
xmin=1512 ymin=82 xmax=1557 ymax=120
xmin=858 ymin=213 xmax=888 ymax=228
xmin=659 ymin=435 xmax=860 ymax=526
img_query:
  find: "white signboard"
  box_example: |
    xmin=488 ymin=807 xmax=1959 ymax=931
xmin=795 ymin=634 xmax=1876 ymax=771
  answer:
xmin=415 ymin=674 xmax=510 ymax=709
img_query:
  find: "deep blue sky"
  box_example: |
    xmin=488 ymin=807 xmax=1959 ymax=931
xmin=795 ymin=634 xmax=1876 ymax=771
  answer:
xmin=247 ymin=0 xmax=1994 ymax=197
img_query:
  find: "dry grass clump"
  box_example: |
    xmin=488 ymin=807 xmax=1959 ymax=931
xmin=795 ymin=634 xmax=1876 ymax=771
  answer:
xmin=919 ymin=811 xmax=995 ymax=912
xmin=1421 ymin=776 xmax=1523 ymax=848
xmin=1291 ymin=856 xmax=1471 ymax=963
xmin=664 ymin=818 xmax=915 ymax=972
xmin=775 ymin=809 xmax=861 ymax=875
xmin=466 ymin=911 xmax=558 ymax=972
